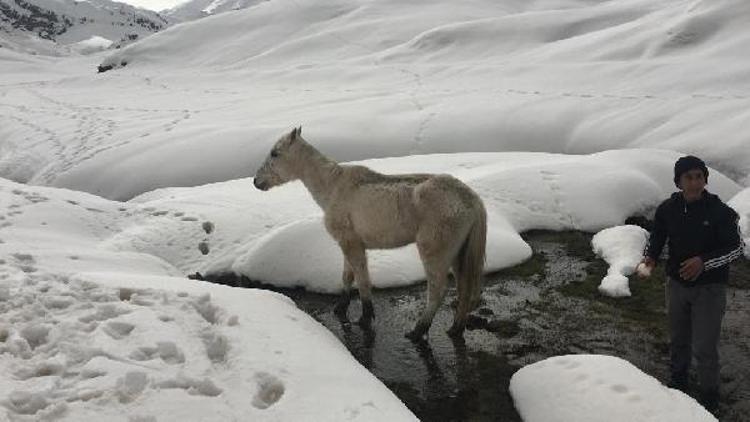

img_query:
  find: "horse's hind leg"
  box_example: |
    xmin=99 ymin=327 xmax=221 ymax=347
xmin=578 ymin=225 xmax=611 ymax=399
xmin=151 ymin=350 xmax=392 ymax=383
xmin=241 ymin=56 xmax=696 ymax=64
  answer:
xmin=333 ymin=260 xmax=354 ymax=321
xmin=448 ymin=256 xmax=471 ymax=338
xmin=406 ymin=253 xmax=450 ymax=341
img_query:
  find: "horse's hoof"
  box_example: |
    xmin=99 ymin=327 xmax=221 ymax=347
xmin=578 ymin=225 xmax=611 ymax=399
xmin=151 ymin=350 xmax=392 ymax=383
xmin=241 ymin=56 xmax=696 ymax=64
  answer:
xmin=404 ymin=330 xmax=422 ymax=341
xmin=357 ymin=316 xmax=373 ymax=328
xmin=405 ymin=324 xmax=428 ymax=342
xmin=447 ymin=325 xmax=465 ymax=338
xmin=333 ymin=302 xmax=349 ymax=318
xmin=334 ymin=310 xmax=349 ymax=322
xmin=361 ymin=300 xmax=375 ymax=320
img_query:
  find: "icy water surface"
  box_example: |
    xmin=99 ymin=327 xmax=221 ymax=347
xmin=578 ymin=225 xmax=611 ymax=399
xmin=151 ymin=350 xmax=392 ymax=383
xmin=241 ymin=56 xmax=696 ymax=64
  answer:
xmin=208 ymin=231 xmax=750 ymax=422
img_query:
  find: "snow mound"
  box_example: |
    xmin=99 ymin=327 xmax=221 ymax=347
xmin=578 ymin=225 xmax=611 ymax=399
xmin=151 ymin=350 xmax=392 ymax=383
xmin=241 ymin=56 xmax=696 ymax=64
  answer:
xmin=0 ymin=269 xmax=417 ymax=420
xmin=71 ymin=36 xmax=113 ymax=55
xmin=592 ymin=225 xmax=650 ymax=297
xmin=509 ymin=354 xmax=717 ymax=422
xmin=728 ymin=187 xmax=750 ymax=259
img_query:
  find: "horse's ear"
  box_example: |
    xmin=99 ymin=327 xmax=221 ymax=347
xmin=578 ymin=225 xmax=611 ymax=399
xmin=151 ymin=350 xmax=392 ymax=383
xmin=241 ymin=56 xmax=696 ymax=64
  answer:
xmin=290 ymin=126 xmax=302 ymax=141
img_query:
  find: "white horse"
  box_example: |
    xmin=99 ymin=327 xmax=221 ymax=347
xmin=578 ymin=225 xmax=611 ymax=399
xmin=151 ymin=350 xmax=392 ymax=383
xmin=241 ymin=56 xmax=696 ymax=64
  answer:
xmin=254 ymin=128 xmax=487 ymax=339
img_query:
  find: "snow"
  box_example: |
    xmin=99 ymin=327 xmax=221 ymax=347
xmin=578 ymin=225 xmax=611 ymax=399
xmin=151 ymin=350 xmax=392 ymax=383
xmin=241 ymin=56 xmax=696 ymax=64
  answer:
xmin=509 ymin=354 xmax=717 ymax=422
xmin=71 ymin=36 xmax=113 ymax=55
xmin=0 ymin=0 xmax=170 ymax=46
xmin=0 ymin=179 xmax=418 ymax=421
xmin=2 ymin=0 xmax=750 ymax=419
xmin=728 ymin=188 xmax=750 ymax=259
xmin=2 ymin=0 xmax=750 ymax=200
xmin=592 ymin=225 xmax=650 ymax=297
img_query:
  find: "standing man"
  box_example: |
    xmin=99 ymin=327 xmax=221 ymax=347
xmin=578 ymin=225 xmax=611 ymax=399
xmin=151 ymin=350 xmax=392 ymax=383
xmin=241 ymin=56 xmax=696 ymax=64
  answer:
xmin=639 ymin=155 xmax=744 ymax=414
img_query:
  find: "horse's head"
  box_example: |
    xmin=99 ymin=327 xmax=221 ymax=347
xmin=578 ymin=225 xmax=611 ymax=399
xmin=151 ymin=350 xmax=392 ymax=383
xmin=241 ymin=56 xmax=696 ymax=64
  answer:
xmin=254 ymin=127 xmax=303 ymax=191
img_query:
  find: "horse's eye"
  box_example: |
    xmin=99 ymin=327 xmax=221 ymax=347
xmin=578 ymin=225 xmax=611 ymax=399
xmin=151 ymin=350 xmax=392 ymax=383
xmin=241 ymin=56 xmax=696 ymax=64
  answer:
xmin=270 ymin=150 xmax=279 ymax=158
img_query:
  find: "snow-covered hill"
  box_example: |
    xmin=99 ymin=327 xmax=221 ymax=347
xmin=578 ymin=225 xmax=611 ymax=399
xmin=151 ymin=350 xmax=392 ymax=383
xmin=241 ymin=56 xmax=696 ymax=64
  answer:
xmin=0 ymin=0 xmax=170 ymax=51
xmin=163 ymin=0 xmax=266 ymax=22
xmin=2 ymin=0 xmax=750 ymax=198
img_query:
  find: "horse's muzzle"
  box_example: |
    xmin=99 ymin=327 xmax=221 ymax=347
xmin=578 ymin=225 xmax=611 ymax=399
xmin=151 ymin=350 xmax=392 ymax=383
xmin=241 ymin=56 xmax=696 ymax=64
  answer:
xmin=253 ymin=178 xmax=269 ymax=191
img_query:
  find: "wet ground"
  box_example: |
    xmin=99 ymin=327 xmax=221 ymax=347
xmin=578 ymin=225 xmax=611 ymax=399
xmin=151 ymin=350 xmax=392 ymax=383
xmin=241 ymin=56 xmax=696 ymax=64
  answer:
xmin=206 ymin=231 xmax=750 ymax=422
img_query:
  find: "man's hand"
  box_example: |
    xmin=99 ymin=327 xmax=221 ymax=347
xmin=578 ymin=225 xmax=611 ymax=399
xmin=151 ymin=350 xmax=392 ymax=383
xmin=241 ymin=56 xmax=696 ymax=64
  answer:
xmin=679 ymin=256 xmax=704 ymax=281
xmin=637 ymin=257 xmax=656 ymax=279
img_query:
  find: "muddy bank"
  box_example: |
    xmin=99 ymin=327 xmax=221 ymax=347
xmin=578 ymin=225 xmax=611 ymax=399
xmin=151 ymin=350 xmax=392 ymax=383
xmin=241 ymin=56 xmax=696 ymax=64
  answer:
xmin=204 ymin=231 xmax=750 ymax=422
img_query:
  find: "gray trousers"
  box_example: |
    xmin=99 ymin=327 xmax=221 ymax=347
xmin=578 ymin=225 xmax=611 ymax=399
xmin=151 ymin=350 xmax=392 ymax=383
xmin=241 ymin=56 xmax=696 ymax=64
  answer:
xmin=667 ymin=278 xmax=726 ymax=393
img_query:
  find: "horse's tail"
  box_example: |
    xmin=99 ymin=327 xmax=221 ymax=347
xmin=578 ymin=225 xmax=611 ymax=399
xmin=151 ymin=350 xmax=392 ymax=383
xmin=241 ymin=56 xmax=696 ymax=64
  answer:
xmin=456 ymin=201 xmax=487 ymax=313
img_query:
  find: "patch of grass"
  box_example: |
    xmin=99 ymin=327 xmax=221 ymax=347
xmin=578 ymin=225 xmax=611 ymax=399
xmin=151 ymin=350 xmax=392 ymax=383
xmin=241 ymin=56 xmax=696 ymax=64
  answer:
xmin=488 ymin=230 xmax=591 ymax=281
xmin=491 ymin=252 xmax=547 ymax=279
xmin=558 ymin=255 xmax=667 ymax=338
xmin=518 ymin=230 xmax=669 ymax=337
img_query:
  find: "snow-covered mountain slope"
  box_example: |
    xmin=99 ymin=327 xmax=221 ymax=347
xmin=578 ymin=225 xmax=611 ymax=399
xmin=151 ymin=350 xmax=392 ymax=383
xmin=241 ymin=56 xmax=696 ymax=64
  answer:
xmin=0 ymin=0 xmax=170 ymax=48
xmin=1 ymin=0 xmax=749 ymax=201
xmin=163 ymin=0 xmax=266 ymax=22
xmin=0 ymin=29 xmax=65 ymax=55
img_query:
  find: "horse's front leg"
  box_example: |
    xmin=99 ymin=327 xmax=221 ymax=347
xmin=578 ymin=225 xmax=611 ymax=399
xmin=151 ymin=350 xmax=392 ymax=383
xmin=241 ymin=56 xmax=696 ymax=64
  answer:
xmin=340 ymin=241 xmax=374 ymax=327
xmin=333 ymin=260 xmax=354 ymax=321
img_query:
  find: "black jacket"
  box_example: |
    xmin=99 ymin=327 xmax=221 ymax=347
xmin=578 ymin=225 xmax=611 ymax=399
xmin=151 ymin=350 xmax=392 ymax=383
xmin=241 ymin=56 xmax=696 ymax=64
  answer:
xmin=645 ymin=190 xmax=743 ymax=285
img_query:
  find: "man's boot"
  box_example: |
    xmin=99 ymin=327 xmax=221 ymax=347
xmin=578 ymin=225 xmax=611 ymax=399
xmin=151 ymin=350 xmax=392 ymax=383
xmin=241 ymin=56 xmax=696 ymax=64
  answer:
xmin=667 ymin=373 xmax=689 ymax=394
xmin=698 ymin=388 xmax=719 ymax=415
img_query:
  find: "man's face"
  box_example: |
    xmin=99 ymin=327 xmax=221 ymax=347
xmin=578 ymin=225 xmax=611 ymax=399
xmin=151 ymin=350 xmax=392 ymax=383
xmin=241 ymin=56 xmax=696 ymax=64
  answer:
xmin=679 ymin=168 xmax=706 ymax=199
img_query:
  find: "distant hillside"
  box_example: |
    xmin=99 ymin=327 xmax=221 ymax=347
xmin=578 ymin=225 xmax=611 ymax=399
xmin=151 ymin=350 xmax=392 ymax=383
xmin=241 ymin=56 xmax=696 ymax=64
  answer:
xmin=0 ymin=0 xmax=170 ymax=51
xmin=163 ymin=0 xmax=266 ymax=22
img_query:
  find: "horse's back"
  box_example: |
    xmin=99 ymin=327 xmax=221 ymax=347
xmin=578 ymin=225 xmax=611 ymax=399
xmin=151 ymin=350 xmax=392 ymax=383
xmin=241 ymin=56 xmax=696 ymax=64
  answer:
xmin=329 ymin=166 xmax=484 ymax=248
xmin=413 ymin=174 xmax=484 ymax=217
xmin=333 ymin=166 xmax=428 ymax=248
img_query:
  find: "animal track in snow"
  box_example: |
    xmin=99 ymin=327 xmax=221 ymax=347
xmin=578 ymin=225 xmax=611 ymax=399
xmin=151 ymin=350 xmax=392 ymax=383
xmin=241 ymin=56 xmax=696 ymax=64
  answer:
xmin=115 ymin=371 xmax=149 ymax=403
xmin=19 ymin=325 xmax=50 ymax=350
xmin=252 ymin=373 xmax=285 ymax=409
xmin=79 ymin=303 xmax=132 ymax=323
xmin=1 ymin=273 xmax=237 ymax=418
xmin=192 ymin=293 xmax=221 ymax=324
xmin=202 ymin=331 xmax=229 ymax=363
xmin=156 ymin=341 xmax=185 ymax=364
xmin=610 ymin=384 xmax=628 ymax=394
xmin=198 ymin=241 xmax=210 ymax=255
xmin=103 ymin=321 xmax=135 ymax=339
xmin=155 ymin=374 xmax=222 ymax=397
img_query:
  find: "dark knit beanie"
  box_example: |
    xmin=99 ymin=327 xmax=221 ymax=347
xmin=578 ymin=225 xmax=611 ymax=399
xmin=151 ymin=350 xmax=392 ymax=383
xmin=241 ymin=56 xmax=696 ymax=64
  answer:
xmin=674 ymin=155 xmax=708 ymax=187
